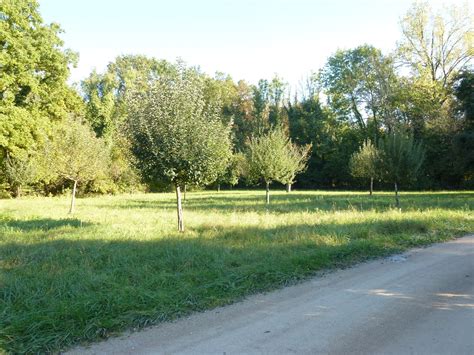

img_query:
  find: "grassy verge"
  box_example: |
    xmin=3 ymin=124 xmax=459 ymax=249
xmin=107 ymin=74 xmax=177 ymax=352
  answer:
xmin=1 ymin=190 xmax=472 ymax=352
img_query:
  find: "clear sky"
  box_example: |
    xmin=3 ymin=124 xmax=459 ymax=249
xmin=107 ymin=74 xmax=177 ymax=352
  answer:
xmin=39 ymin=0 xmax=466 ymax=87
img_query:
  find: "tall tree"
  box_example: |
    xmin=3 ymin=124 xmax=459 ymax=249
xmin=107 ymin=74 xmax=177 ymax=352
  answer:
xmin=268 ymin=75 xmax=289 ymax=128
xmin=452 ymin=70 xmax=474 ymax=184
xmin=127 ymin=64 xmax=232 ymax=231
xmin=0 ymin=0 xmax=82 ymax=160
xmin=229 ymin=80 xmax=257 ymax=151
xmin=453 ymin=70 xmax=474 ymax=126
xmin=82 ymin=55 xmax=176 ymax=138
xmin=397 ymin=1 xmax=473 ymax=92
xmin=287 ymin=96 xmax=361 ymax=188
xmin=320 ymin=45 xmax=398 ymax=142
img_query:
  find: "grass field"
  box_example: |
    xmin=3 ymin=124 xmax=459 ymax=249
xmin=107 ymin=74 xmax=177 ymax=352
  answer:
xmin=1 ymin=190 xmax=473 ymax=353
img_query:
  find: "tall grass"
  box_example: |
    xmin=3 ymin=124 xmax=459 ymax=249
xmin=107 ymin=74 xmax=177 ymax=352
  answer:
xmin=0 ymin=190 xmax=472 ymax=352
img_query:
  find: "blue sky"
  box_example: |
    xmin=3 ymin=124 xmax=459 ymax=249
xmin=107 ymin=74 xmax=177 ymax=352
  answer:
xmin=39 ymin=0 xmax=466 ymax=87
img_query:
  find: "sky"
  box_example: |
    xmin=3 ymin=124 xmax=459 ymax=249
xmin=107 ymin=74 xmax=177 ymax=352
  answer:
xmin=39 ymin=0 xmax=467 ymax=87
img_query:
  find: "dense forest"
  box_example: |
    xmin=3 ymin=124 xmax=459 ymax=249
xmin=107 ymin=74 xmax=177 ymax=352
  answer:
xmin=1 ymin=0 xmax=473 ymax=200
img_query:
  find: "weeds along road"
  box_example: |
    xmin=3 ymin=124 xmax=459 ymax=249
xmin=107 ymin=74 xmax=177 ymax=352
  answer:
xmin=71 ymin=235 xmax=474 ymax=355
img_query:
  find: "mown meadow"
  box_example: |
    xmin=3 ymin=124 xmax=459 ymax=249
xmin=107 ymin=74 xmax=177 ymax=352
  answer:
xmin=1 ymin=190 xmax=473 ymax=353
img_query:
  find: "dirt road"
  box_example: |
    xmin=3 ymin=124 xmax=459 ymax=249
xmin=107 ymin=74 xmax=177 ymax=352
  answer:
xmin=70 ymin=235 xmax=474 ymax=354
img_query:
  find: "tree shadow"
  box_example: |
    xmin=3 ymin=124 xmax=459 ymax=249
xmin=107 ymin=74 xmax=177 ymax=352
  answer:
xmin=0 ymin=218 xmax=91 ymax=232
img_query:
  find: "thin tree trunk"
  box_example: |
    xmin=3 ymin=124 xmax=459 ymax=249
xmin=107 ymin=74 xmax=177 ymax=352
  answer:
xmin=394 ymin=182 xmax=399 ymax=208
xmin=266 ymin=181 xmax=270 ymax=205
xmin=176 ymin=185 xmax=184 ymax=232
xmin=69 ymin=180 xmax=77 ymax=214
xmin=286 ymin=183 xmax=291 ymax=193
xmin=217 ymin=184 xmax=220 ymax=192
xmin=16 ymin=185 xmax=21 ymax=198
xmin=370 ymin=177 xmax=373 ymax=196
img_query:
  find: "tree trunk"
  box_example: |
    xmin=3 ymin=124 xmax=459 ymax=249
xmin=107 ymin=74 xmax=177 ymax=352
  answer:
xmin=394 ymin=182 xmax=400 ymax=208
xmin=370 ymin=177 xmax=373 ymax=196
xmin=217 ymin=184 xmax=221 ymax=192
xmin=176 ymin=185 xmax=184 ymax=232
xmin=69 ymin=180 xmax=77 ymax=214
xmin=16 ymin=185 xmax=21 ymax=198
xmin=286 ymin=183 xmax=291 ymax=193
xmin=266 ymin=181 xmax=270 ymax=205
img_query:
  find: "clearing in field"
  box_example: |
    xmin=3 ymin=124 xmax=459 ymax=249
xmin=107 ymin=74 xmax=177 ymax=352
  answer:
xmin=0 ymin=190 xmax=472 ymax=353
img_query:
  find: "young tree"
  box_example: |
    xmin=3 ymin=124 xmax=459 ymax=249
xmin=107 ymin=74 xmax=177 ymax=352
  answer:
xmin=350 ymin=140 xmax=380 ymax=195
xmin=45 ymin=117 xmax=109 ymax=213
xmin=127 ymin=65 xmax=232 ymax=232
xmin=281 ymin=143 xmax=312 ymax=192
xmin=378 ymin=131 xmax=425 ymax=207
xmin=246 ymin=127 xmax=308 ymax=203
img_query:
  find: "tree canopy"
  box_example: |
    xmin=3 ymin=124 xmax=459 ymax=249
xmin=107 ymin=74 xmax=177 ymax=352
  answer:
xmin=0 ymin=0 xmax=81 ymax=159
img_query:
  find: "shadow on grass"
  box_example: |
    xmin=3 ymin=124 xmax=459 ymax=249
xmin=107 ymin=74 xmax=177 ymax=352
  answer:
xmin=107 ymin=191 xmax=474 ymax=213
xmin=0 ymin=218 xmax=90 ymax=232
xmin=1 ymin=214 xmax=467 ymax=354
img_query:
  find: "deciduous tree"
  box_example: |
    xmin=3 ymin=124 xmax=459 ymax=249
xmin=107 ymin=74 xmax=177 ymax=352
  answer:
xmin=0 ymin=0 xmax=82 ymax=159
xmin=45 ymin=117 xmax=109 ymax=213
xmin=350 ymin=140 xmax=380 ymax=195
xmin=281 ymin=142 xmax=312 ymax=193
xmin=247 ymin=127 xmax=308 ymax=203
xmin=127 ymin=64 xmax=232 ymax=231
xmin=378 ymin=131 xmax=425 ymax=207
xmin=397 ymin=1 xmax=473 ymax=91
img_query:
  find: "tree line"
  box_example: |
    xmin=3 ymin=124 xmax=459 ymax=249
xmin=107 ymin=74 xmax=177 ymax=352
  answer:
xmin=1 ymin=0 xmax=473 ymax=211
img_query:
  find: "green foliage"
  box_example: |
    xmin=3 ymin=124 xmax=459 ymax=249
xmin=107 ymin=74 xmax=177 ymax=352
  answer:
xmin=246 ymin=126 xmax=310 ymax=196
xmin=350 ymin=140 xmax=380 ymax=180
xmin=0 ymin=0 xmax=82 ymax=158
xmin=287 ymin=97 xmax=362 ymax=187
xmin=228 ymin=80 xmax=258 ymax=150
xmin=215 ymin=152 xmax=247 ymax=188
xmin=320 ymin=45 xmax=397 ymax=139
xmin=246 ymin=127 xmax=291 ymax=185
xmin=44 ymin=117 xmax=109 ymax=185
xmin=81 ymin=70 xmax=117 ymax=137
xmin=378 ymin=131 xmax=425 ymax=185
xmin=397 ymin=1 xmax=473 ymax=88
xmin=280 ymin=141 xmax=312 ymax=187
xmin=452 ymin=132 xmax=474 ymax=185
xmin=0 ymin=107 xmax=46 ymax=159
xmin=1 ymin=153 xmax=38 ymax=197
xmin=453 ymin=70 xmax=474 ymax=126
xmin=82 ymin=55 xmax=177 ymax=138
xmin=126 ymin=64 xmax=232 ymax=188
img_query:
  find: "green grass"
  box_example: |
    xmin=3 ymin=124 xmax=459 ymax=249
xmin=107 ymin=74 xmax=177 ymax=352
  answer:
xmin=0 ymin=190 xmax=473 ymax=353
